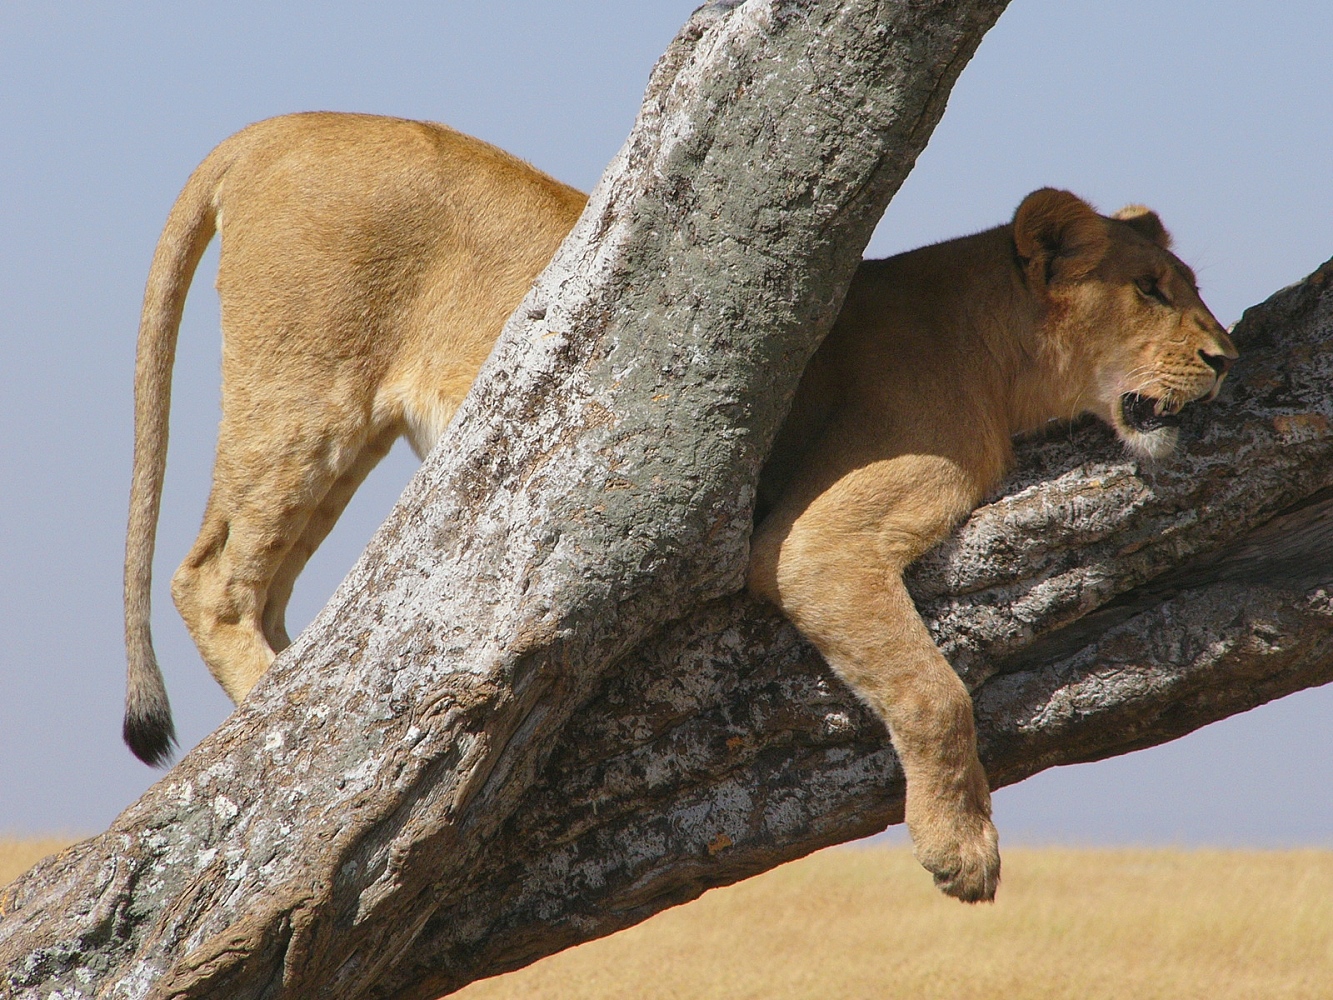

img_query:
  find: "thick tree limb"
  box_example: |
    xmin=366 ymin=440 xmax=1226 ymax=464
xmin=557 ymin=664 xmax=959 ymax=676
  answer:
xmin=366 ymin=258 xmax=1333 ymax=996
xmin=0 ymin=2 xmax=1012 ymax=998
xmin=401 ymin=275 xmax=1333 ymax=987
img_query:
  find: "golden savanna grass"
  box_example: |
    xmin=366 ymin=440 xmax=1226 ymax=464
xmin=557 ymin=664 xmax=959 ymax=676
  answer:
xmin=4 ymin=840 xmax=1331 ymax=997
xmin=457 ymin=845 xmax=1333 ymax=1000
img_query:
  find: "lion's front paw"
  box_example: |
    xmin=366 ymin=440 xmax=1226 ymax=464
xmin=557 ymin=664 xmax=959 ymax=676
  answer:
xmin=907 ymin=763 xmax=1001 ymax=903
xmin=915 ymin=815 xmax=1000 ymax=903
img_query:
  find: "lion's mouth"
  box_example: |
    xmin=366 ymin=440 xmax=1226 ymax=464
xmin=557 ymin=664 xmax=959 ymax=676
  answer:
xmin=1119 ymin=393 xmax=1184 ymax=433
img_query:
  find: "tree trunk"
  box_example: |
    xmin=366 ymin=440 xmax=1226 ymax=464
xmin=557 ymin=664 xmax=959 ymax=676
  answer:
xmin=0 ymin=2 xmax=1015 ymax=998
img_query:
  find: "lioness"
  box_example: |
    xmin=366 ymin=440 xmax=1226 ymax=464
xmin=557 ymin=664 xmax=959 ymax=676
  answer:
xmin=748 ymin=188 xmax=1235 ymax=900
xmin=124 ymin=113 xmax=586 ymax=765
xmin=125 ymin=113 xmax=1236 ymax=904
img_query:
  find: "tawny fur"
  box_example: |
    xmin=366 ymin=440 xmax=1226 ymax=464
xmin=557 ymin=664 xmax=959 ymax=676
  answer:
xmin=124 ymin=116 xmax=1236 ymax=905
xmin=123 ymin=113 xmax=586 ymax=765
xmin=748 ymin=188 xmax=1236 ymax=901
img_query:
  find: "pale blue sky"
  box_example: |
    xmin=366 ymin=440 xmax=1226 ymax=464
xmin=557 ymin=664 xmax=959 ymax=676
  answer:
xmin=1 ymin=1 xmax=1330 ymax=841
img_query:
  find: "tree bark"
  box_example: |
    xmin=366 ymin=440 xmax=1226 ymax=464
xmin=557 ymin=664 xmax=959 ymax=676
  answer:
xmin=0 ymin=2 xmax=1014 ymax=998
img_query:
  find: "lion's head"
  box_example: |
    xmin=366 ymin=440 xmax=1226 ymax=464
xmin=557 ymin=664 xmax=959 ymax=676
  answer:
xmin=1014 ymin=188 xmax=1238 ymax=459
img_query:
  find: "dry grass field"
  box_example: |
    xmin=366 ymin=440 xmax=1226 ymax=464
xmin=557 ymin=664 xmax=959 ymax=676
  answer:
xmin=5 ymin=840 xmax=1330 ymax=998
xmin=457 ymin=845 xmax=1333 ymax=1000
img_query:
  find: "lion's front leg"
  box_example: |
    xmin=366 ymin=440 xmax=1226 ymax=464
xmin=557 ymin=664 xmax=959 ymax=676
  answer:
xmin=750 ymin=488 xmax=1000 ymax=901
xmin=798 ymin=565 xmax=998 ymax=901
xmin=866 ymin=612 xmax=999 ymax=904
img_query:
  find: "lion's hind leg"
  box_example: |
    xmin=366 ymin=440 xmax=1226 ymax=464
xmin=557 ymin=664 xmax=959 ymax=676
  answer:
xmin=261 ymin=426 xmax=399 ymax=653
xmin=171 ymin=497 xmax=291 ymax=705
xmin=171 ymin=412 xmax=371 ymax=704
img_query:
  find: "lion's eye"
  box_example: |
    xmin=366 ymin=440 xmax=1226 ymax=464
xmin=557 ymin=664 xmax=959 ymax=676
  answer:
xmin=1135 ymin=276 xmax=1170 ymax=306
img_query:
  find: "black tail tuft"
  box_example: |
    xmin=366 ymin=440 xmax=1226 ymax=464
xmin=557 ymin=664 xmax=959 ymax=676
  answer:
xmin=124 ymin=709 xmax=178 ymax=768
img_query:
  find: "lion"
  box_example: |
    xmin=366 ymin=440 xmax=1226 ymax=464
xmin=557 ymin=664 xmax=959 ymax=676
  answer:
xmin=124 ymin=113 xmax=1236 ymax=904
xmin=123 ymin=113 xmax=587 ymax=766
xmin=747 ymin=188 xmax=1236 ymax=901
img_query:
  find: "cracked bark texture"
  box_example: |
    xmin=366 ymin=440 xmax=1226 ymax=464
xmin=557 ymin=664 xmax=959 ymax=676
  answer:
xmin=0 ymin=1 xmax=1014 ymax=998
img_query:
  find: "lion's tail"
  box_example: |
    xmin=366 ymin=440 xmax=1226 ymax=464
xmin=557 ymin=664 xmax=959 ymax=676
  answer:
xmin=123 ymin=137 xmax=238 ymax=767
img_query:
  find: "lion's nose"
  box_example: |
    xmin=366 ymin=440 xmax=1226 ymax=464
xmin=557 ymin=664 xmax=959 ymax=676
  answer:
xmin=1200 ymin=350 xmax=1233 ymax=377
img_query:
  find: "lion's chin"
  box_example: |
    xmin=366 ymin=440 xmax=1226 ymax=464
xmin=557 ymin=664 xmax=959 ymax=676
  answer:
xmin=1117 ymin=423 xmax=1180 ymax=460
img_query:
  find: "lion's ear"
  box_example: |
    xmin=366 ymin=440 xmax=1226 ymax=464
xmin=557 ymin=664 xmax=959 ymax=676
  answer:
xmin=1012 ymin=188 xmax=1108 ymax=289
xmin=1111 ymin=204 xmax=1173 ymax=250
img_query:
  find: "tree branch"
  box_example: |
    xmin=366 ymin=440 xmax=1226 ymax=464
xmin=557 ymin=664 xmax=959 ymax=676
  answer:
xmin=379 ymin=257 xmax=1333 ymax=998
